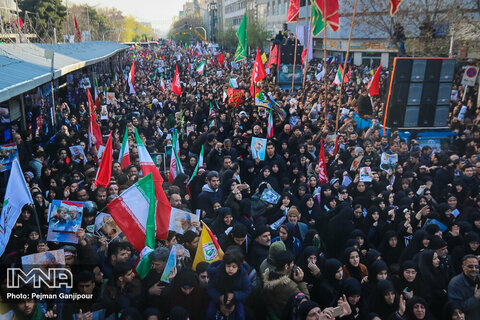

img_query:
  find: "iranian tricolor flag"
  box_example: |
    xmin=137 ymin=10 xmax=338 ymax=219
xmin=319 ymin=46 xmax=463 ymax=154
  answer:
xmin=333 ymin=65 xmax=344 ymax=85
xmin=135 ymin=173 xmax=156 ymax=279
xmin=134 ymin=128 xmax=171 ymax=240
xmin=108 ymin=173 xmax=156 ymax=253
xmin=94 ymin=77 xmax=100 ymax=111
xmin=267 ymin=108 xmax=274 ymax=138
xmin=160 ymin=76 xmax=165 ymax=91
xmin=168 ymin=129 xmax=184 ymax=183
xmin=196 ymin=61 xmax=206 ymax=75
xmin=128 ymin=61 xmax=136 ymax=94
xmin=118 ymin=127 xmax=131 ymax=169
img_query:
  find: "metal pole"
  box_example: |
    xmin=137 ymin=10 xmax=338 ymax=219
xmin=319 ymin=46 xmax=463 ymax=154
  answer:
xmin=302 ymin=1 xmax=313 ymax=89
xmin=66 ymin=0 xmax=69 ymax=42
xmin=86 ymin=6 xmax=90 ymax=40
xmin=291 ymin=20 xmax=299 ymax=92
xmin=448 ymin=34 xmax=454 ymax=58
xmin=50 ymin=52 xmax=56 ymax=128
xmin=53 ymin=27 xmax=57 ymax=43
xmin=335 ymin=0 xmax=358 ymax=132
xmin=323 ymin=0 xmax=328 ymax=124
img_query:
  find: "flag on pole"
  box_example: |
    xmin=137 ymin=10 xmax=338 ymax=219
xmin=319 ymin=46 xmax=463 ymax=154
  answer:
xmin=134 ymin=128 xmax=171 ymax=240
xmin=95 ymin=132 xmax=113 ymax=188
xmin=217 ymin=52 xmax=225 ymax=66
xmin=318 ymin=139 xmax=328 ymax=184
xmin=0 ymin=158 xmax=34 ymax=256
xmin=87 ymin=89 xmax=103 ymax=150
xmin=229 ymin=77 xmax=238 ymax=89
xmin=160 ymin=76 xmax=165 ymax=92
xmin=94 ymin=77 xmax=100 ymax=110
xmin=389 ymin=0 xmax=403 ymax=16
xmin=344 ymin=65 xmax=351 ymax=83
xmin=250 ymin=48 xmax=267 ymax=96
xmin=134 ymin=173 xmax=156 ymax=279
xmin=172 ymin=65 xmax=182 ymax=95
xmin=234 ymin=13 xmax=247 ymax=62
xmin=287 ymin=0 xmax=300 ymax=23
xmin=267 ymin=109 xmax=274 ymax=138
xmin=261 ymin=52 xmax=268 ymax=64
xmin=266 ymin=45 xmax=279 ymax=69
xmin=367 ymin=64 xmax=382 ymax=96
xmin=128 ymin=61 xmax=136 ymax=94
xmin=333 ymin=65 xmax=344 ymax=85
xmin=108 ymin=173 xmax=156 ymax=253
xmin=192 ymin=222 xmax=224 ymax=270
xmin=168 ymin=129 xmax=184 ymax=183
xmin=119 ymin=127 xmax=131 ymax=170
xmin=74 ymin=16 xmax=82 ymax=42
xmin=188 ymin=145 xmax=204 ymax=185
xmin=312 ymin=0 xmax=340 ymax=34
xmin=196 ymin=61 xmax=206 ymax=75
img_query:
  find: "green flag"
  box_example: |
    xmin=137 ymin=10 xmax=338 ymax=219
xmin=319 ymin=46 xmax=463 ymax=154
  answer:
xmin=312 ymin=3 xmax=325 ymax=37
xmin=234 ymin=13 xmax=247 ymax=62
xmin=134 ymin=173 xmax=157 ymax=279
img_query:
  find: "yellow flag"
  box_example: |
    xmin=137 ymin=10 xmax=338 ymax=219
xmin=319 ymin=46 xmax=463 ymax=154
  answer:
xmin=261 ymin=52 xmax=268 ymax=64
xmin=192 ymin=222 xmax=224 ymax=270
xmin=371 ymin=69 xmax=374 ymax=75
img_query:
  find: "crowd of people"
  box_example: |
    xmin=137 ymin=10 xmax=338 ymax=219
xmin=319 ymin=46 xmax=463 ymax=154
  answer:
xmin=1 ymin=38 xmax=480 ymax=320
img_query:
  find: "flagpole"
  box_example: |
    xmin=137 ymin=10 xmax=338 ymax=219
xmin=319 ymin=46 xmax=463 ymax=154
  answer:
xmin=302 ymin=1 xmax=314 ymax=89
xmin=291 ymin=20 xmax=299 ymax=92
xmin=322 ymin=0 xmax=328 ymax=124
xmin=335 ymin=0 xmax=359 ymax=132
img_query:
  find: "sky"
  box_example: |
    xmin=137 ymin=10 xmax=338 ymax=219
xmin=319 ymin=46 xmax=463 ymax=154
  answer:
xmin=69 ymin=0 xmax=188 ymax=35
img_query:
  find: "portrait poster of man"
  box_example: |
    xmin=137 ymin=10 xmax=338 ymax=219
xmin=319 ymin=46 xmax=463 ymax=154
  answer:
xmin=251 ymin=137 xmax=267 ymax=161
xmin=69 ymin=145 xmax=87 ymax=164
xmin=46 ymin=200 xmax=84 ymax=244
xmin=169 ymin=208 xmax=199 ymax=235
xmin=21 ymin=249 xmax=66 ymax=284
xmin=94 ymin=212 xmax=124 ymax=243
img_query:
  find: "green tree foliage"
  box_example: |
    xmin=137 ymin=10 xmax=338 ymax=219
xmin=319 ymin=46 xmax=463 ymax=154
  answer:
xmin=216 ymin=26 xmax=237 ymax=49
xmin=246 ymin=11 xmax=272 ymax=50
xmin=168 ymin=15 xmax=205 ymax=43
xmin=19 ymin=0 xmax=66 ymax=37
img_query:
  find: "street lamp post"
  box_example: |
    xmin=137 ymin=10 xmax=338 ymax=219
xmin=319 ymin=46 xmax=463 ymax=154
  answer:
xmin=195 ymin=27 xmax=207 ymax=41
xmin=208 ymin=2 xmax=217 ymax=42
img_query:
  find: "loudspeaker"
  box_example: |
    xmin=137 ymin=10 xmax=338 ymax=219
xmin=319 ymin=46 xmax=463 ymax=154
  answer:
xmin=394 ymin=59 xmax=412 ymax=82
xmin=280 ymin=44 xmax=303 ymax=64
xmin=411 ymin=60 xmax=426 ymax=82
xmin=407 ymin=83 xmax=423 ymax=105
xmin=425 ymin=59 xmax=442 ymax=82
xmin=384 ymin=58 xmax=454 ymax=128
xmin=440 ymin=60 xmax=455 ymax=82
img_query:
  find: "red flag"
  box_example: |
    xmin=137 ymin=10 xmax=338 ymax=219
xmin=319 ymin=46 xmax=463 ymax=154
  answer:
xmin=367 ymin=64 xmax=382 ymax=96
xmin=95 ymin=132 xmax=113 ymax=188
xmin=344 ymin=65 xmax=351 ymax=83
xmin=287 ymin=0 xmax=300 ymax=23
xmin=301 ymin=49 xmax=307 ymax=67
xmin=141 ymin=49 xmax=146 ymax=58
xmin=318 ymin=139 xmax=328 ymax=185
xmin=74 ymin=16 xmax=81 ymax=42
xmin=250 ymin=48 xmax=266 ymax=96
xmin=228 ymin=87 xmax=244 ymax=108
xmin=217 ymin=53 xmax=225 ymax=66
xmin=172 ymin=65 xmax=182 ymax=95
xmin=389 ymin=0 xmax=403 ymax=16
xmin=266 ymin=45 xmax=278 ymax=69
xmin=13 ymin=17 xmax=23 ymax=28
xmin=87 ymin=89 xmax=103 ymax=150
xmin=315 ymin=0 xmax=340 ymax=32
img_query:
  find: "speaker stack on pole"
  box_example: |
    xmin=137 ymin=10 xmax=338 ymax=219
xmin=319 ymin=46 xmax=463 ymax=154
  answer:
xmin=383 ymin=57 xmax=455 ymax=129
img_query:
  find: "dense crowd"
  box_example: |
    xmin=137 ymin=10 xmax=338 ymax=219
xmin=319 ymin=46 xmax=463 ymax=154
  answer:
xmin=1 ymin=38 xmax=480 ymax=320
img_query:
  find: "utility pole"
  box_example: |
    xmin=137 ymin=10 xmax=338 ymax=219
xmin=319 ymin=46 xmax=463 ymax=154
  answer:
xmin=86 ymin=6 xmax=90 ymax=39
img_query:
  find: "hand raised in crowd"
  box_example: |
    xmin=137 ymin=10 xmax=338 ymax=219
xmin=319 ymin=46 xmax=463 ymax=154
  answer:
xmin=293 ymin=266 xmax=304 ymax=282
